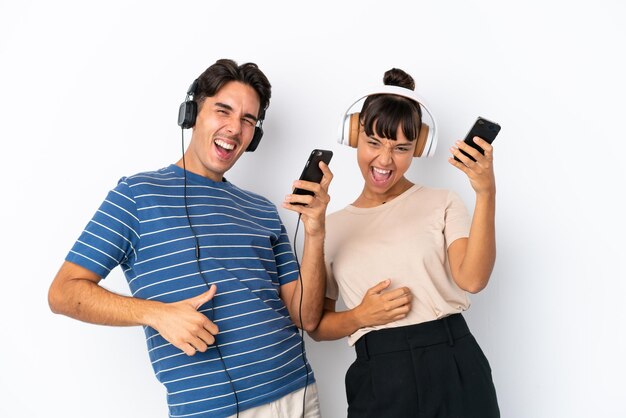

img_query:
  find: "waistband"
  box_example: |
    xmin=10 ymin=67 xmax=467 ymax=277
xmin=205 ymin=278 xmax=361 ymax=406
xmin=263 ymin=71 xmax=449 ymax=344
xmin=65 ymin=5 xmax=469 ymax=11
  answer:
xmin=354 ymin=314 xmax=470 ymax=360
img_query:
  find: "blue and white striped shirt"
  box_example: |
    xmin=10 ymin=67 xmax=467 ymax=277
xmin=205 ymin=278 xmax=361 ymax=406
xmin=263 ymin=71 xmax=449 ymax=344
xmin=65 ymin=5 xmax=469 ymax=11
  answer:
xmin=66 ymin=164 xmax=313 ymax=417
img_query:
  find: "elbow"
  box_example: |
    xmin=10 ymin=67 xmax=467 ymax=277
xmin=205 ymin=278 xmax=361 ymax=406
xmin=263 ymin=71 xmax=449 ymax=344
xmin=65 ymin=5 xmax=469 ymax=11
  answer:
xmin=464 ymin=283 xmax=487 ymax=294
xmin=48 ymin=285 xmax=63 ymax=314
xmin=48 ymin=282 xmax=70 ymax=315
xmin=300 ymin=317 xmax=321 ymax=334
xmin=462 ymin=277 xmax=490 ymax=294
xmin=307 ymin=329 xmax=324 ymax=342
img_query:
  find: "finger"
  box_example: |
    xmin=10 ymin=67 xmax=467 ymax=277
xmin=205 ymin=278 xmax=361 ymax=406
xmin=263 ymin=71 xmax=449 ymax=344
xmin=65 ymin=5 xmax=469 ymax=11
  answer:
xmin=283 ymin=193 xmax=315 ymax=208
xmin=197 ymin=328 xmax=217 ymax=346
xmin=292 ymin=179 xmax=322 ymax=195
xmin=388 ymin=298 xmax=412 ymax=314
xmin=385 ymin=295 xmax=412 ymax=313
xmin=188 ymin=336 xmax=208 ymax=353
xmin=475 ymin=138 xmax=494 ymax=162
xmin=448 ymin=155 xmax=470 ymax=173
xmin=180 ymin=343 xmax=197 ymax=356
xmin=392 ymin=311 xmax=410 ymax=321
xmin=385 ymin=286 xmax=412 ymax=300
xmin=203 ymin=319 xmax=219 ymax=336
xmin=449 ymin=145 xmax=471 ymax=165
xmin=455 ymin=140 xmax=482 ymax=163
xmin=318 ymin=162 xmax=334 ymax=190
xmin=190 ymin=285 xmax=217 ymax=310
xmin=472 ymin=136 xmax=493 ymax=154
xmin=368 ymin=279 xmax=391 ymax=294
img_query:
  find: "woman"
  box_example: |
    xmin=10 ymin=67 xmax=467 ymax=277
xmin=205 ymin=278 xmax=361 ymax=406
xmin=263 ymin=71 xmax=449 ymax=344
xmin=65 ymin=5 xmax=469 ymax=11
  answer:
xmin=310 ymin=68 xmax=500 ymax=418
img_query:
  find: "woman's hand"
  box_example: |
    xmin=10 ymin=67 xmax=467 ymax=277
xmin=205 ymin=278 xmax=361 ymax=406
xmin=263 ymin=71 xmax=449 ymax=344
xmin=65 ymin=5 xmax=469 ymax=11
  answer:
xmin=282 ymin=161 xmax=333 ymax=237
xmin=448 ymin=136 xmax=496 ymax=196
xmin=354 ymin=279 xmax=413 ymax=328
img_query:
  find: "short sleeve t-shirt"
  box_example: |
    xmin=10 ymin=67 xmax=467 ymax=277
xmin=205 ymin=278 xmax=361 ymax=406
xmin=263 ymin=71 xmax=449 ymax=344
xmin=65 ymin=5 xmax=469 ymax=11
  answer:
xmin=324 ymin=185 xmax=471 ymax=346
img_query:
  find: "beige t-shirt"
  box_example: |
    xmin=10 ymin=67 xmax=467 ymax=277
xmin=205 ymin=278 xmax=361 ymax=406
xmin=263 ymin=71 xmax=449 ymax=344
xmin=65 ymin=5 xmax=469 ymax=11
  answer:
xmin=325 ymin=184 xmax=472 ymax=346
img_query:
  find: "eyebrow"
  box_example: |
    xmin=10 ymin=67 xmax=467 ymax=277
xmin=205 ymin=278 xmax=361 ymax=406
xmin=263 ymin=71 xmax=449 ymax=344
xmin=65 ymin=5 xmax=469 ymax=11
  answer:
xmin=368 ymin=135 xmax=413 ymax=146
xmin=215 ymin=102 xmax=258 ymax=122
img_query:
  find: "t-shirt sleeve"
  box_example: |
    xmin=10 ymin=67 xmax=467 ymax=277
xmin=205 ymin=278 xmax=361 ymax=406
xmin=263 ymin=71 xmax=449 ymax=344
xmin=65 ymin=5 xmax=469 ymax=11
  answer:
xmin=65 ymin=179 xmax=140 ymax=278
xmin=443 ymin=190 xmax=471 ymax=248
xmin=324 ymin=216 xmax=339 ymax=301
xmin=273 ymin=221 xmax=299 ymax=286
xmin=325 ymin=259 xmax=339 ymax=301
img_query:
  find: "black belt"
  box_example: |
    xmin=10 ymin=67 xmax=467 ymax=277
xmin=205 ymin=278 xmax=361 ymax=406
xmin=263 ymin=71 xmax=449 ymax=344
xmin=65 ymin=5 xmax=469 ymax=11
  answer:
xmin=354 ymin=314 xmax=471 ymax=360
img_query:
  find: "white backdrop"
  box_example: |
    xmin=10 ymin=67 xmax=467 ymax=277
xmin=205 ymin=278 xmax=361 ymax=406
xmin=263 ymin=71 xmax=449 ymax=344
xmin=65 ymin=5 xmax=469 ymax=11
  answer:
xmin=1 ymin=1 xmax=625 ymax=417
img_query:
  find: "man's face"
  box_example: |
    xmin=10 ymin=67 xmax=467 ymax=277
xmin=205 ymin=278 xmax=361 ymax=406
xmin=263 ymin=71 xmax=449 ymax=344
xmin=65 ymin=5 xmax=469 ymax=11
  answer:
xmin=184 ymin=81 xmax=261 ymax=181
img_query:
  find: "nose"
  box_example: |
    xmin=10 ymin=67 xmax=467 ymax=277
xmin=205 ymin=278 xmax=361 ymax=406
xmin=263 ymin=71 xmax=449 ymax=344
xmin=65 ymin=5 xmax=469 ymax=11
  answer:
xmin=225 ymin=115 xmax=242 ymax=137
xmin=377 ymin=145 xmax=394 ymax=165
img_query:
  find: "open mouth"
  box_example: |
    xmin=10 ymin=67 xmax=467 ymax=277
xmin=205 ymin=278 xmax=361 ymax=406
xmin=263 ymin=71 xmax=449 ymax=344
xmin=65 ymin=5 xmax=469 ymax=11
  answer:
xmin=370 ymin=166 xmax=392 ymax=185
xmin=214 ymin=138 xmax=238 ymax=159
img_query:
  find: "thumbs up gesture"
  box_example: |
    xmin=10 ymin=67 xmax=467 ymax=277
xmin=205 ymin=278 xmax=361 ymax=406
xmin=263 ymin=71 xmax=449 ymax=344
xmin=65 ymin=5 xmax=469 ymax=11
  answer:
xmin=150 ymin=285 xmax=220 ymax=356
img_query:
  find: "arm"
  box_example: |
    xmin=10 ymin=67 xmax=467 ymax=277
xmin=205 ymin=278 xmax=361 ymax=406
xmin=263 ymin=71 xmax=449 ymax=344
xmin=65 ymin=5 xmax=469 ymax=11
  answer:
xmin=309 ymin=280 xmax=412 ymax=341
xmin=448 ymin=136 xmax=497 ymax=293
xmin=280 ymin=162 xmax=333 ymax=331
xmin=48 ymin=261 xmax=219 ymax=356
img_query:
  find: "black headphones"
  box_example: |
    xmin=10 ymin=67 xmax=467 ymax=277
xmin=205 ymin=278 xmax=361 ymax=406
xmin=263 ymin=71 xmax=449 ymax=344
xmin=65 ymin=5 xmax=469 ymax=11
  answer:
xmin=177 ymin=79 xmax=265 ymax=152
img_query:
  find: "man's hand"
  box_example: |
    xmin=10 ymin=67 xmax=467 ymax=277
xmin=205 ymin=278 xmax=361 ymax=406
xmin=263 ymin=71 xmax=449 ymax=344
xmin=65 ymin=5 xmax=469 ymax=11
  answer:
xmin=151 ymin=285 xmax=220 ymax=356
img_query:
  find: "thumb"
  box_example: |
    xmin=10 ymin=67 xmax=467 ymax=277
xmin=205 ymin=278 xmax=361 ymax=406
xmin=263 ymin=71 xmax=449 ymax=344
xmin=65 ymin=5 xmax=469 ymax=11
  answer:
xmin=368 ymin=279 xmax=391 ymax=294
xmin=189 ymin=284 xmax=217 ymax=310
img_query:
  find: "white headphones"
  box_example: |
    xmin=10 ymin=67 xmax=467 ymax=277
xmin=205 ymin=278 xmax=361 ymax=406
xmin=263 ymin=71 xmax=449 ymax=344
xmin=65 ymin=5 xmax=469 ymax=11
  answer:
xmin=337 ymin=84 xmax=438 ymax=157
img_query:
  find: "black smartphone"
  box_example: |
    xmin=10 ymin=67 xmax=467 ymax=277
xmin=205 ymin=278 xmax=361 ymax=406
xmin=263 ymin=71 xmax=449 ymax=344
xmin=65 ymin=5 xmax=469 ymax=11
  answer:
xmin=291 ymin=149 xmax=333 ymax=205
xmin=455 ymin=117 xmax=501 ymax=162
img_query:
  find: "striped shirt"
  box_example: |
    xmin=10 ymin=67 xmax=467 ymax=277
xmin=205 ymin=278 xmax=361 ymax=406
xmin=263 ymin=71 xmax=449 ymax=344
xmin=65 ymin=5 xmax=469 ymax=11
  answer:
xmin=66 ymin=164 xmax=313 ymax=417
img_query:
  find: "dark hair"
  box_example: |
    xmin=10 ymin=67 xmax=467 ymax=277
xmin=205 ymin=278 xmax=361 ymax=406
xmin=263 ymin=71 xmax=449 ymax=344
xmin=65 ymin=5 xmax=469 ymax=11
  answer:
xmin=194 ymin=59 xmax=272 ymax=120
xmin=360 ymin=68 xmax=422 ymax=141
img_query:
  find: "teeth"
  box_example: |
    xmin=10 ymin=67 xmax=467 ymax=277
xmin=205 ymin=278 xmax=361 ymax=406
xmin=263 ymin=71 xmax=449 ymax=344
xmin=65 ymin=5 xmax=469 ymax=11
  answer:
xmin=215 ymin=139 xmax=235 ymax=150
xmin=373 ymin=167 xmax=391 ymax=174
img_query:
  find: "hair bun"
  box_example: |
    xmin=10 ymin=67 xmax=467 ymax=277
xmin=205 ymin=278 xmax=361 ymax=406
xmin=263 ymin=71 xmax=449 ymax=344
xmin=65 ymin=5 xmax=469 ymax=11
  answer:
xmin=383 ymin=68 xmax=415 ymax=91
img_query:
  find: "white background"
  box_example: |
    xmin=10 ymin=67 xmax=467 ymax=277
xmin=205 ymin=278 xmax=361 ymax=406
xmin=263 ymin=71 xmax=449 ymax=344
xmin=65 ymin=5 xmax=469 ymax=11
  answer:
xmin=1 ymin=1 xmax=625 ymax=417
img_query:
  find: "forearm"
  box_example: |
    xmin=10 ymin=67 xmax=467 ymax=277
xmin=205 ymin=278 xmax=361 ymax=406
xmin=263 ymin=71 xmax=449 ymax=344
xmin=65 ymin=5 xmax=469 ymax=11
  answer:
xmin=288 ymin=234 xmax=326 ymax=331
xmin=308 ymin=307 xmax=363 ymax=341
xmin=49 ymin=277 xmax=161 ymax=328
xmin=457 ymin=191 xmax=496 ymax=292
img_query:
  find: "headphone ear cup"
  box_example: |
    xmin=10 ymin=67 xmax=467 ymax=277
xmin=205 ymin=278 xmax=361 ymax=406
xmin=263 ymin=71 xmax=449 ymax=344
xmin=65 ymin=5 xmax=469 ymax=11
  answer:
xmin=413 ymin=123 xmax=430 ymax=157
xmin=246 ymin=126 xmax=263 ymax=152
xmin=177 ymin=101 xmax=197 ymax=129
xmin=348 ymin=113 xmax=361 ymax=148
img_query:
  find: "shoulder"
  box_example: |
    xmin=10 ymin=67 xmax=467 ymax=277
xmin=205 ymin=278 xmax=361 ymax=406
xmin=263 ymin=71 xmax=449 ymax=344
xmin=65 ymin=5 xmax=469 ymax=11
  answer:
xmin=123 ymin=165 xmax=180 ymax=187
xmin=326 ymin=206 xmax=349 ymax=221
xmin=325 ymin=206 xmax=353 ymax=231
xmin=114 ymin=166 xmax=180 ymax=198
xmin=411 ymin=185 xmax=464 ymax=207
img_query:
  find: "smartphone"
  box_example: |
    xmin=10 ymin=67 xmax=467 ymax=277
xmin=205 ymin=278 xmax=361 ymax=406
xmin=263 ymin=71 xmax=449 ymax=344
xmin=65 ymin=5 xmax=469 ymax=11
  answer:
xmin=455 ymin=117 xmax=501 ymax=162
xmin=291 ymin=149 xmax=333 ymax=205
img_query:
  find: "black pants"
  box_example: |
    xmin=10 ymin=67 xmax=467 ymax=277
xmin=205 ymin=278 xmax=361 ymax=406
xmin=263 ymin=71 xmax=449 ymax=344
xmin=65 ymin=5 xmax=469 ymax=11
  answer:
xmin=346 ymin=314 xmax=500 ymax=418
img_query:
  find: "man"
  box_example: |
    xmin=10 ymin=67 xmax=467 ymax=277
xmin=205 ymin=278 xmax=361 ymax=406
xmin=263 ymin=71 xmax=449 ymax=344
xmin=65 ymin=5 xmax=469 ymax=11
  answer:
xmin=48 ymin=59 xmax=332 ymax=418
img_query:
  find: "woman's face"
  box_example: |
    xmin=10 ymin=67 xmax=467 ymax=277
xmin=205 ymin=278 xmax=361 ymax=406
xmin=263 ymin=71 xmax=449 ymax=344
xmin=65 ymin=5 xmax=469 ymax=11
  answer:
xmin=356 ymin=122 xmax=415 ymax=195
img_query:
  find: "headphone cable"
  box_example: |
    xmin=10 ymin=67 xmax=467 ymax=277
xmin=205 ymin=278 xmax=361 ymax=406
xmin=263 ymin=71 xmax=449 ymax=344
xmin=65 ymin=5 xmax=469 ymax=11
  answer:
xmin=181 ymin=129 xmax=240 ymax=418
xmin=292 ymin=213 xmax=309 ymax=418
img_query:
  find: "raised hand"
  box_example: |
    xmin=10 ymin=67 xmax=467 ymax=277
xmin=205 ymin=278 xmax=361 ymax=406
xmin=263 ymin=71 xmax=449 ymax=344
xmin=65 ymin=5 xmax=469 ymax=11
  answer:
xmin=448 ymin=136 xmax=496 ymax=195
xmin=283 ymin=161 xmax=333 ymax=238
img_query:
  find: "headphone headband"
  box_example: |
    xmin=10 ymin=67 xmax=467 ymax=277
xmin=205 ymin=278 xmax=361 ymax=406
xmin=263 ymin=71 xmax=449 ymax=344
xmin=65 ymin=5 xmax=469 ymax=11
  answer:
xmin=338 ymin=84 xmax=438 ymax=157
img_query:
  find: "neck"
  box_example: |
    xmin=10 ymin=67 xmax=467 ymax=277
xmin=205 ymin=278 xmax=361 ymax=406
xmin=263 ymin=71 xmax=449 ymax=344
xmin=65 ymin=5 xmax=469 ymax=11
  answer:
xmin=355 ymin=178 xmax=413 ymax=208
